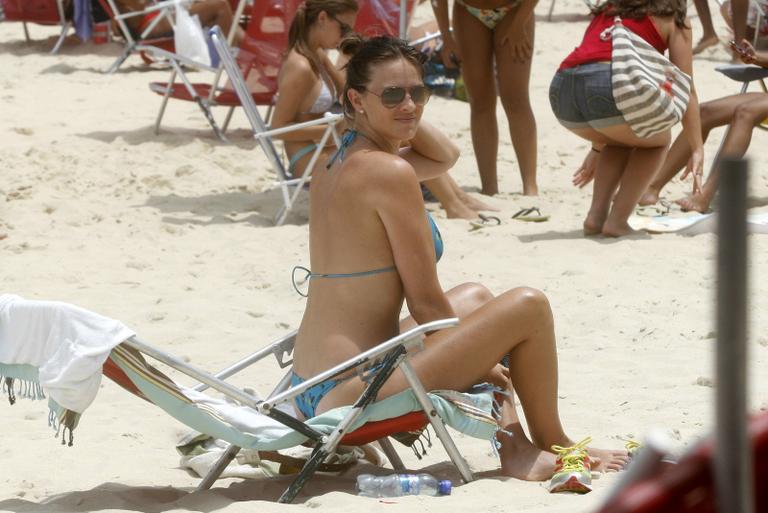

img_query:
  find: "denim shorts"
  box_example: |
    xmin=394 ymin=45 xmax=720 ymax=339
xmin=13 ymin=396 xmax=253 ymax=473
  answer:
xmin=549 ymin=62 xmax=625 ymax=130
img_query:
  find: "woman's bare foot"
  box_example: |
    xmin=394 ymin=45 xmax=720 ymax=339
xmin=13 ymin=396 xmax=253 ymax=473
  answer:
xmin=523 ymin=185 xmax=539 ymax=196
xmin=693 ymin=35 xmax=719 ymax=55
xmin=499 ymin=430 xmax=558 ymax=481
xmin=583 ymin=211 xmax=606 ymax=236
xmin=675 ymin=194 xmax=712 ymax=213
xmin=444 ymin=201 xmax=479 ymax=220
xmin=459 ymin=192 xmax=500 ymax=212
xmin=601 ymin=220 xmax=637 ymax=237
xmin=638 ymin=188 xmax=660 ymax=206
xmin=586 ymin=446 xmax=630 ymax=472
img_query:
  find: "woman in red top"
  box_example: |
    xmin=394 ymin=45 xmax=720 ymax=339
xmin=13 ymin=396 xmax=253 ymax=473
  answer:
xmin=549 ymin=0 xmax=704 ymax=237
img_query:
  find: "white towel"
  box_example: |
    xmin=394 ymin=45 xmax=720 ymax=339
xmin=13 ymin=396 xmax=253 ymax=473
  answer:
xmin=0 ymin=294 xmax=135 ymax=413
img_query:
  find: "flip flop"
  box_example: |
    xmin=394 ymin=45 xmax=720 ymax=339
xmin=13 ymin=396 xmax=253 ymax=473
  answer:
xmin=469 ymin=213 xmax=502 ymax=230
xmin=636 ymin=200 xmax=672 ymax=217
xmin=512 ymin=207 xmax=550 ymax=222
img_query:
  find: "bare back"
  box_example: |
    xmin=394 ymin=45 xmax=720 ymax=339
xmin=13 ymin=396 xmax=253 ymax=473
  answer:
xmin=292 ymin=149 xmax=409 ymax=378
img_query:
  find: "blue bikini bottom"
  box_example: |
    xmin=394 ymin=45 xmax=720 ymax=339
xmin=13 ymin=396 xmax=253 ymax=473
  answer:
xmin=290 ymin=363 xmax=385 ymax=419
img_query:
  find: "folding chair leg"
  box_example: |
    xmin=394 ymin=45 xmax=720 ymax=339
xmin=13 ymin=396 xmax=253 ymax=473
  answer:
xmin=107 ymin=44 xmax=134 ymax=74
xmin=197 ymin=444 xmax=242 ymax=490
xmin=378 ymin=437 xmax=407 ymax=472
xmin=51 ymin=21 xmax=71 ymax=54
xmin=547 ymin=0 xmax=556 ymax=21
xmin=221 ymin=107 xmax=236 ymax=134
xmin=279 ymin=445 xmax=331 ymax=504
xmin=399 ymin=359 xmax=475 ymax=484
xmin=22 ymin=22 xmax=30 ymax=42
xmin=155 ymin=69 xmax=177 ymax=135
xmin=194 ymin=97 xmax=228 ymax=142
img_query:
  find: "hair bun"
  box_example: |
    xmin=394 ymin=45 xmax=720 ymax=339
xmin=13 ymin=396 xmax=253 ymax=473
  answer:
xmin=339 ymin=33 xmax=365 ymax=56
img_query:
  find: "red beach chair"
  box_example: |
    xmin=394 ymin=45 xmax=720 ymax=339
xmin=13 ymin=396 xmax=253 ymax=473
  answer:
xmin=148 ymin=0 xmax=296 ymax=139
xmin=0 ymin=0 xmax=71 ymax=53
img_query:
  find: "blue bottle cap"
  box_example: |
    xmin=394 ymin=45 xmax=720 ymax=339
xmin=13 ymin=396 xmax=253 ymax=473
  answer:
xmin=438 ymin=480 xmax=452 ymax=495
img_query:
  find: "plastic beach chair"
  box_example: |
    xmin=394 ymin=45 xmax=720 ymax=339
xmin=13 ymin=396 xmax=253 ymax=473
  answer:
xmin=594 ymin=412 xmax=768 ymax=513
xmin=0 ymin=0 xmax=71 ymax=54
xmin=148 ymin=0 xmax=292 ymax=140
xmin=0 ymin=295 xmax=482 ymax=504
xmin=209 ymin=26 xmax=343 ymax=225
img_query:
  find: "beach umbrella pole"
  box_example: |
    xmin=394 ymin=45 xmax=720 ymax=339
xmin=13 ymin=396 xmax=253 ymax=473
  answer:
xmin=715 ymin=157 xmax=754 ymax=513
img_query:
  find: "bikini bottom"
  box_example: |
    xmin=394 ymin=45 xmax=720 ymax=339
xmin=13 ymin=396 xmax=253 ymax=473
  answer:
xmin=455 ymin=0 xmax=522 ymax=30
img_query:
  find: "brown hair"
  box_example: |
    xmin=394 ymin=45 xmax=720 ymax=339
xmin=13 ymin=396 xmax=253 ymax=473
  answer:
xmin=340 ymin=34 xmax=428 ymax=119
xmin=594 ymin=0 xmax=688 ymax=28
xmin=287 ymin=0 xmax=359 ymax=78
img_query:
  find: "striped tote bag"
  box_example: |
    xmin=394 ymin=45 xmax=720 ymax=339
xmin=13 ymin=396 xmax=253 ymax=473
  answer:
xmin=607 ymin=16 xmax=692 ymax=138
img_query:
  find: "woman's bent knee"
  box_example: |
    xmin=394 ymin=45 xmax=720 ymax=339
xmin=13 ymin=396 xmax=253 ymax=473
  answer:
xmin=455 ymin=282 xmax=494 ymax=304
xmin=732 ymin=101 xmax=767 ymax=126
xmin=501 ymin=286 xmax=551 ymax=314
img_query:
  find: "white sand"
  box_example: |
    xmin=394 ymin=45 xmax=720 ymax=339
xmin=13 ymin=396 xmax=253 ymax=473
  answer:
xmin=1 ymin=1 xmax=768 ymax=511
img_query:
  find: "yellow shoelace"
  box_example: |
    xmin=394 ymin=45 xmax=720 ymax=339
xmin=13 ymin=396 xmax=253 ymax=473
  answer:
xmin=551 ymin=436 xmax=592 ymax=473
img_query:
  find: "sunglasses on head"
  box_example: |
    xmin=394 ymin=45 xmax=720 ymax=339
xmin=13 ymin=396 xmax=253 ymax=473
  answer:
xmin=365 ymin=85 xmax=432 ymax=108
xmin=329 ymin=14 xmax=352 ymax=37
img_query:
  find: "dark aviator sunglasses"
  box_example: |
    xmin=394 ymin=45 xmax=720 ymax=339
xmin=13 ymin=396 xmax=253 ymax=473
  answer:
xmin=365 ymin=85 xmax=432 ymax=108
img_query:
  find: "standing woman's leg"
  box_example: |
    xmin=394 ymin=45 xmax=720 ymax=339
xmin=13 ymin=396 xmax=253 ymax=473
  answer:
xmin=494 ymin=10 xmax=538 ymax=196
xmin=453 ymin=3 xmax=500 ymax=196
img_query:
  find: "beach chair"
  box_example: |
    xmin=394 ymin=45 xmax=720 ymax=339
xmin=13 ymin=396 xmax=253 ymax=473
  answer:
xmin=148 ymin=0 xmax=291 ymax=140
xmin=594 ymin=413 xmax=768 ymax=512
xmin=96 ymin=0 xmax=181 ymax=73
xmin=0 ymin=294 xmax=484 ymax=503
xmin=209 ymin=26 xmax=343 ymax=225
xmin=0 ymin=0 xmax=71 ymax=54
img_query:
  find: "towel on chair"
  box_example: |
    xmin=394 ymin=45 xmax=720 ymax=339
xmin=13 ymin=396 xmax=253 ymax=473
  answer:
xmin=0 ymin=294 xmax=134 ymax=419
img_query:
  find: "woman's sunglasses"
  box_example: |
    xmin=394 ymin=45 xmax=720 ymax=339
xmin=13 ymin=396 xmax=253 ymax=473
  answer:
xmin=329 ymin=14 xmax=352 ymax=37
xmin=365 ymin=85 xmax=432 ymax=108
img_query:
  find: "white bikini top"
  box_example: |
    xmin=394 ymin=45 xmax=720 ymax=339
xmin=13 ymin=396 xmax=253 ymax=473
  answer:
xmin=306 ymin=79 xmax=335 ymax=114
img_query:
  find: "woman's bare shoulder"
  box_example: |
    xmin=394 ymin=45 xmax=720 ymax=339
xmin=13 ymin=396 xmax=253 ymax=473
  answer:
xmin=340 ymin=150 xmax=418 ymax=199
xmin=280 ymin=51 xmax=317 ymax=81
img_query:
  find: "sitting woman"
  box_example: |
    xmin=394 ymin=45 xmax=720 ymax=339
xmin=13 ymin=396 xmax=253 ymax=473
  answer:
xmin=640 ymin=40 xmax=768 ymax=212
xmin=272 ymin=0 xmax=495 ymax=220
xmin=290 ymin=35 xmax=627 ymax=483
xmin=114 ymin=0 xmax=243 ymax=44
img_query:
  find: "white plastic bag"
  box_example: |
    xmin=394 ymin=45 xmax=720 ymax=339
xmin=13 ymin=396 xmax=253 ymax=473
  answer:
xmin=174 ymin=4 xmax=211 ymax=67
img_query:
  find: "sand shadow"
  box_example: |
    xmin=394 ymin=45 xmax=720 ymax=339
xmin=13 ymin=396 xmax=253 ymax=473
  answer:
xmin=517 ymin=229 xmax=651 ymax=242
xmin=536 ymin=12 xmax=592 ymax=23
xmin=143 ymin=191 xmax=309 ymax=227
xmin=0 ymin=461 xmax=483 ymax=511
xmin=78 ymin=126 xmax=225 ymax=147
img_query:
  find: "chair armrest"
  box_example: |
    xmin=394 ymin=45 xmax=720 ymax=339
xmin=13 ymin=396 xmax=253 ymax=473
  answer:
xmin=715 ymin=64 xmax=768 ymax=82
xmin=137 ymin=44 xmax=220 ymax=72
xmin=255 ymin=113 xmax=344 ymax=139
xmin=262 ymin=317 xmax=459 ymax=411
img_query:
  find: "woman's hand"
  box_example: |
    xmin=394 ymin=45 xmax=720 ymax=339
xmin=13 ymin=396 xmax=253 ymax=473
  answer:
xmin=682 ymin=146 xmax=705 ymax=195
xmin=734 ymin=39 xmax=758 ymax=64
xmin=440 ymin=33 xmax=462 ymax=68
xmin=573 ymin=149 xmax=599 ymax=188
xmin=501 ymin=26 xmax=533 ymax=63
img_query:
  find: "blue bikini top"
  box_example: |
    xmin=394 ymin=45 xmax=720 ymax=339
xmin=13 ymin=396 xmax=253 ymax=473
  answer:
xmin=292 ymin=212 xmax=443 ymax=297
xmin=292 ymin=129 xmax=444 ymax=297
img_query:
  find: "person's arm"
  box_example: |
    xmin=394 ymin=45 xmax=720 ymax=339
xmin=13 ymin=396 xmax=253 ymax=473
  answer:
xmin=369 ymin=154 xmax=455 ymax=324
xmin=668 ymin=19 xmax=704 ymax=190
xmin=499 ymin=0 xmax=538 ymax=62
xmin=270 ymin=57 xmax=335 ymax=141
xmin=430 ymin=0 xmax=462 ymax=67
xmin=399 ymin=120 xmax=460 ymax=181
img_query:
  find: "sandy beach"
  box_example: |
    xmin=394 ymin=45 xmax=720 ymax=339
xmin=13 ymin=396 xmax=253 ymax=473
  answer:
xmin=1 ymin=1 xmax=768 ymax=511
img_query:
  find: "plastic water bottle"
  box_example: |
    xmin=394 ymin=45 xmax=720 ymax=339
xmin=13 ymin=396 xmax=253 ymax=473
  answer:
xmin=356 ymin=473 xmax=452 ymax=497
